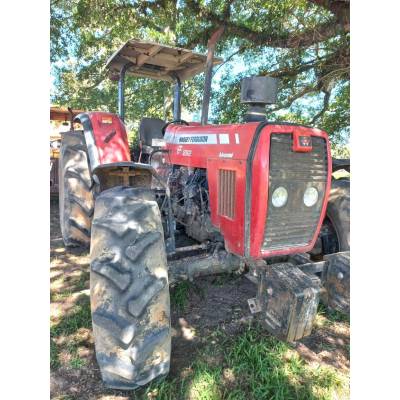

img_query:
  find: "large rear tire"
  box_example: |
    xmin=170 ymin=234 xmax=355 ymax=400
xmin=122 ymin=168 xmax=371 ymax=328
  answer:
xmin=319 ymin=179 xmax=350 ymax=314
xmin=326 ymin=179 xmax=350 ymax=251
xmin=90 ymin=186 xmax=171 ymax=390
xmin=59 ymin=132 xmax=94 ymax=247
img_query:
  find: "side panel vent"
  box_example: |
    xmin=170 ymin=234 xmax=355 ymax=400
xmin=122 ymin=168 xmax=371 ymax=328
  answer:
xmin=218 ymin=169 xmax=236 ymax=219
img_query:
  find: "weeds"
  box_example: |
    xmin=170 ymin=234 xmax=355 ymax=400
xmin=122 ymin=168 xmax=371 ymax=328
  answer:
xmin=74 ymin=270 xmax=89 ymax=291
xmin=136 ymin=323 xmax=347 ymax=400
xmin=51 ymin=294 xmax=91 ymax=337
xmin=50 ymin=294 xmax=92 ymax=371
xmin=51 ymin=201 xmax=349 ymax=398
xmin=50 ymin=269 xmax=89 ymax=302
xmin=69 ymin=355 xmax=86 ymax=369
xmin=50 ymin=338 xmax=60 ymax=369
xmin=171 ymin=280 xmax=203 ymax=311
xmin=317 ymin=303 xmax=349 ymax=324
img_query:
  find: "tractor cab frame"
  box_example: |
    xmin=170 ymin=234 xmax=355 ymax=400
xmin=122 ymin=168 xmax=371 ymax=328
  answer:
xmin=106 ymin=37 xmax=223 ymax=123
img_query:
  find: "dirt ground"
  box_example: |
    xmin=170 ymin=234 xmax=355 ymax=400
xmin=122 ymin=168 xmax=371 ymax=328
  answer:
xmin=50 ymin=200 xmax=350 ymax=400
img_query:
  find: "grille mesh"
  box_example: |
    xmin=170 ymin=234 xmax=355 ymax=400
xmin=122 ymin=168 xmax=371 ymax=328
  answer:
xmin=218 ymin=169 xmax=236 ymax=219
xmin=262 ymin=134 xmax=327 ymax=251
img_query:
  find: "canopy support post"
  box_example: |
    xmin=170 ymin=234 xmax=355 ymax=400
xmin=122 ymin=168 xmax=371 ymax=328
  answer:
xmin=201 ymin=26 xmax=225 ymax=125
xmin=173 ymin=74 xmax=182 ymax=121
xmin=118 ymin=62 xmax=133 ymax=122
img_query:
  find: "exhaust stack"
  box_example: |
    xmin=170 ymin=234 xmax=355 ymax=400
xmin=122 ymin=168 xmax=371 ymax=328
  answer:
xmin=201 ymin=26 xmax=225 ymax=125
xmin=241 ymin=76 xmax=279 ymax=122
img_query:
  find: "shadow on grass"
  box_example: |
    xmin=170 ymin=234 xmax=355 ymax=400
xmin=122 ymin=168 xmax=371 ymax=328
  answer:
xmin=51 ymin=294 xmax=93 ymax=372
xmin=50 ymin=288 xmax=348 ymax=399
xmin=317 ymin=303 xmax=349 ymax=324
xmin=50 ymin=269 xmax=90 ymax=302
xmin=131 ymin=323 xmax=346 ymax=400
xmin=51 ymin=294 xmax=92 ymax=338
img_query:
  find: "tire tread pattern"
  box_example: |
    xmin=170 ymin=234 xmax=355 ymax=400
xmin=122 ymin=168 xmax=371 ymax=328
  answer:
xmin=327 ymin=179 xmax=350 ymax=251
xmin=90 ymin=186 xmax=171 ymax=390
xmin=59 ymin=132 xmax=94 ymax=247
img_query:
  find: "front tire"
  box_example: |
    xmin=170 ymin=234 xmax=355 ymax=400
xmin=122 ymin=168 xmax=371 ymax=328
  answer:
xmin=90 ymin=186 xmax=171 ymax=390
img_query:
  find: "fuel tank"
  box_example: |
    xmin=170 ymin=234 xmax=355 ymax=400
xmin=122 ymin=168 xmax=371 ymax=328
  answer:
xmin=165 ymin=122 xmax=332 ymax=259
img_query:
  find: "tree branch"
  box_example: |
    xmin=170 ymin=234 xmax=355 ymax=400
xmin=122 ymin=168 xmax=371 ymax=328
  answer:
xmin=310 ymin=89 xmax=331 ymax=124
xmin=185 ymin=1 xmax=347 ymax=49
xmin=272 ymin=84 xmax=318 ymax=112
xmin=307 ymin=0 xmax=350 ymax=30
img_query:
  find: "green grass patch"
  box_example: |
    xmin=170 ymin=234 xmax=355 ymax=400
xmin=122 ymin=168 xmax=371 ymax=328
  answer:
xmin=134 ymin=323 xmax=347 ymax=400
xmin=50 ymin=294 xmax=91 ymax=338
xmin=171 ymin=281 xmax=203 ymax=311
xmin=50 ymin=294 xmax=91 ymax=370
xmin=69 ymin=355 xmax=86 ymax=369
xmin=317 ymin=303 xmax=349 ymax=324
xmin=50 ymin=338 xmax=60 ymax=370
xmin=74 ymin=270 xmax=90 ymax=291
xmin=50 ymin=270 xmax=89 ymax=302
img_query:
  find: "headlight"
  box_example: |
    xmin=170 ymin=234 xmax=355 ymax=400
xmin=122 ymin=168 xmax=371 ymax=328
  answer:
xmin=303 ymin=187 xmax=318 ymax=207
xmin=271 ymin=186 xmax=288 ymax=208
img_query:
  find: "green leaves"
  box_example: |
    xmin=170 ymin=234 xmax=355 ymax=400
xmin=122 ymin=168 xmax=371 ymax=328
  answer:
xmin=51 ymin=0 xmax=349 ymax=148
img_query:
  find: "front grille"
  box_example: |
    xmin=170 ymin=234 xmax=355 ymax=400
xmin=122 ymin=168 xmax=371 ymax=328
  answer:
xmin=262 ymin=133 xmax=328 ymax=251
xmin=218 ymin=169 xmax=236 ymax=219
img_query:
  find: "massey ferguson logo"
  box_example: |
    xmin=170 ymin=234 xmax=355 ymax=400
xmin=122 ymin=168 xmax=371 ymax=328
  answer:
xmin=179 ymin=136 xmax=209 ymax=143
xmin=166 ymin=133 xmax=218 ymax=145
xmin=299 ymin=136 xmax=312 ymax=147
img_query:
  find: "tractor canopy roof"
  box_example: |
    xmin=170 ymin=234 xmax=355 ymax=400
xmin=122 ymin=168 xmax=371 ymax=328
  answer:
xmin=106 ymin=39 xmax=223 ymax=83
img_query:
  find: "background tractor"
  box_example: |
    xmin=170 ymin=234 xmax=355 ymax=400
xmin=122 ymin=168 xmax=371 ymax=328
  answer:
xmin=50 ymin=106 xmax=84 ymax=199
xmin=59 ymin=34 xmax=350 ymax=390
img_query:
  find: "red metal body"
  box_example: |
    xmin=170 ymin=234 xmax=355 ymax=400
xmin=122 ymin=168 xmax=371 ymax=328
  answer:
xmin=165 ymin=122 xmax=332 ymax=258
xmin=84 ymin=111 xmax=331 ymax=260
xmin=78 ymin=112 xmax=131 ymax=166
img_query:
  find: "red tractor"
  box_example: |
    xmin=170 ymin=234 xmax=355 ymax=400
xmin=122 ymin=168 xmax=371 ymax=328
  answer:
xmin=59 ymin=35 xmax=350 ymax=390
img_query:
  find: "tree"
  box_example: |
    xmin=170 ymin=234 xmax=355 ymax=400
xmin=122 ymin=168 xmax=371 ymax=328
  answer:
xmin=51 ymin=0 xmax=350 ymax=149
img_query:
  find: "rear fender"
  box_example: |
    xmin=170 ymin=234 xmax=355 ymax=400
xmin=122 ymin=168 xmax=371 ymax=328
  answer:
xmin=74 ymin=112 xmax=131 ymax=172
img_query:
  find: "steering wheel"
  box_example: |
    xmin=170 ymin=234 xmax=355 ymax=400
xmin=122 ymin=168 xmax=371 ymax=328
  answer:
xmin=161 ymin=119 xmax=189 ymax=136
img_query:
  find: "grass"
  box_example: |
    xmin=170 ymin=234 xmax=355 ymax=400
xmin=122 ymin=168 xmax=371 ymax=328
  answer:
xmin=50 ymin=206 xmax=349 ymax=399
xmin=50 ymin=283 xmax=349 ymax=399
xmin=50 ymin=294 xmax=92 ymax=337
xmin=136 ymin=323 xmax=347 ymax=400
xmin=69 ymin=355 xmax=86 ymax=369
xmin=317 ymin=303 xmax=349 ymax=324
xmin=170 ymin=281 xmax=192 ymax=311
xmin=50 ymin=269 xmax=89 ymax=302
xmin=50 ymin=294 xmax=92 ymax=370
xmin=50 ymin=272 xmax=349 ymax=396
xmin=50 ymin=338 xmax=60 ymax=369
xmin=171 ymin=280 xmax=203 ymax=311
xmin=74 ymin=270 xmax=90 ymax=291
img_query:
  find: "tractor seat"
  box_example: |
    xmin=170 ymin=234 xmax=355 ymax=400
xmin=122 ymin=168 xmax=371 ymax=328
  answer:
xmin=139 ymin=117 xmax=165 ymax=147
